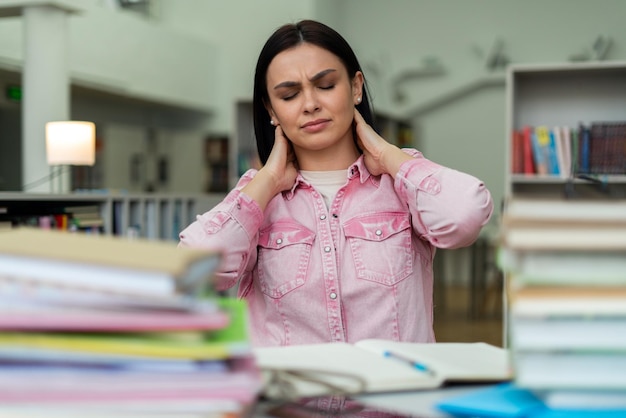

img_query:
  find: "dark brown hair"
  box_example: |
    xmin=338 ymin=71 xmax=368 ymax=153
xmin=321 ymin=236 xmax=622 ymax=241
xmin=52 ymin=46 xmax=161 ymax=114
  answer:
xmin=252 ymin=19 xmax=376 ymax=164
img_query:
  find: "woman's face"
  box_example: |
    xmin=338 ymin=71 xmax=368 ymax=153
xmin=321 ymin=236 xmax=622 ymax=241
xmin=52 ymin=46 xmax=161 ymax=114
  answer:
xmin=265 ymin=43 xmax=363 ymax=159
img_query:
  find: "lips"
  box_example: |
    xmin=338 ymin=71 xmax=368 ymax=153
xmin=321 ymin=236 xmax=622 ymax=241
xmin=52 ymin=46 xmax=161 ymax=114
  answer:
xmin=301 ymin=119 xmax=330 ymax=133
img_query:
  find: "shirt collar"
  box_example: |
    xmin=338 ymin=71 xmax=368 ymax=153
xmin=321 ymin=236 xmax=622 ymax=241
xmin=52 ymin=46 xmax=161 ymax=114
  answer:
xmin=283 ymin=155 xmax=379 ymax=200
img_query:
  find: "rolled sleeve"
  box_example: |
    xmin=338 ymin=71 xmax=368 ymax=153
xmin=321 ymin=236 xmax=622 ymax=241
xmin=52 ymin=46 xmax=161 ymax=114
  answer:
xmin=394 ymin=150 xmax=493 ymax=249
xmin=178 ymin=185 xmax=265 ymax=291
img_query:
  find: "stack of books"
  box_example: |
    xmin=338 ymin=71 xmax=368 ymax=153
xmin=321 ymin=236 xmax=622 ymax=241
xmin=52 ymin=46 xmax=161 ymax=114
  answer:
xmin=0 ymin=228 xmax=262 ymax=417
xmin=500 ymin=197 xmax=626 ymax=411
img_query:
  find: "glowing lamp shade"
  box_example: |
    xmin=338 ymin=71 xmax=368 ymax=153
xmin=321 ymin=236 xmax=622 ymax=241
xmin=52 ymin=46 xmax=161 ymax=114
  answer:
xmin=46 ymin=121 xmax=96 ymax=166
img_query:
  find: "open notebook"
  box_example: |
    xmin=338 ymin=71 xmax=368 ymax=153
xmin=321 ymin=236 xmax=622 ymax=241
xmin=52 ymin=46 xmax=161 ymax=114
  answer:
xmin=253 ymin=339 xmax=511 ymax=399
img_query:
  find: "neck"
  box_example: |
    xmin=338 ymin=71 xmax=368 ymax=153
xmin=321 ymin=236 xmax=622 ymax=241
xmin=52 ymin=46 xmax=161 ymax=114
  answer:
xmin=295 ymin=141 xmax=360 ymax=171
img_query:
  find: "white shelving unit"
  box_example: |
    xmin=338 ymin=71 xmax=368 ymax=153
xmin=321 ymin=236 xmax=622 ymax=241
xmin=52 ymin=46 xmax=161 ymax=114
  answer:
xmin=0 ymin=192 xmax=225 ymax=241
xmin=505 ymin=61 xmax=626 ymax=200
xmin=502 ymin=60 xmax=626 ymax=347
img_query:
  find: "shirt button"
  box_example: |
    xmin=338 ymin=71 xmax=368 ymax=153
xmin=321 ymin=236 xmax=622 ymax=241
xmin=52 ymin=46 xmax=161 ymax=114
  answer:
xmin=375 ymin=229 xmax=382 ymax=236
xmin=329 ymin=292 xmax=337 ymax=299
xmin=324 ymin=246 xmax=331 ymax=253
xmin=276 ymin=238 xmax=283 ymax=245
xmin=320 ymin=214 xmax=327 ymax=220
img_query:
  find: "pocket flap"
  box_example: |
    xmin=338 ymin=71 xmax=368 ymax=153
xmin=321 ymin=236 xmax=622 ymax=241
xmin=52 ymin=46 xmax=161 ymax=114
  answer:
xmin=259 ymin=221 xmax=315 ymax=249
xmin=343 ymin=212 xmax=410 ymax=241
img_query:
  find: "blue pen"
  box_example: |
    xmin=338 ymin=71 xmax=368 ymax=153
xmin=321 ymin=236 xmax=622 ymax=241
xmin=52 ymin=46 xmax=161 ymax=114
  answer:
xmin=383 ymin=350 xmax=435 ymax=375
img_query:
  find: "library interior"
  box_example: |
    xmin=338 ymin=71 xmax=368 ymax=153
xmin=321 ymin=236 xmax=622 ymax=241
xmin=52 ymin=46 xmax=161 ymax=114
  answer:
xmin=1 ymin=0 xmax=626 ymax=416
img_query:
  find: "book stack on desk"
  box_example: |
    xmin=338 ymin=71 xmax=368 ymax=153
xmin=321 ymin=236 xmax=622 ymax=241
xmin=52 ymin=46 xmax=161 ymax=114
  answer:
xmin=500 ymin=197 xmax=626 ymax=411
xmin=0 ymin=228 xmax=262 ymax=417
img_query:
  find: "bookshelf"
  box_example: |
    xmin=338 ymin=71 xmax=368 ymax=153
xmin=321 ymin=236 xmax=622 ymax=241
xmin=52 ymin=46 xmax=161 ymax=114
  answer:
xmin=505 ymin=61 xmax=626 ymax=200
xmin=0 ymin=192 xmax=225 ymax=241
xmin=502 ymin=60 xmax=626 ymax=349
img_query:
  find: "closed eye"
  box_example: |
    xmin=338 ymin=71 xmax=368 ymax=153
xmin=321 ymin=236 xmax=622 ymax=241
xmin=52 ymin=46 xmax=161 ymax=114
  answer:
xmin=282 ymin=93 xmax=298 ymax=101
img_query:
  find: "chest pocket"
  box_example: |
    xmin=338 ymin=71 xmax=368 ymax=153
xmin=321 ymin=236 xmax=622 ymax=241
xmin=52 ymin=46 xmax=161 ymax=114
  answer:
xmin=257 ymin=221 xmax=316 ymax=298
xmin=343 ymin=212 xmax=413 ymax=286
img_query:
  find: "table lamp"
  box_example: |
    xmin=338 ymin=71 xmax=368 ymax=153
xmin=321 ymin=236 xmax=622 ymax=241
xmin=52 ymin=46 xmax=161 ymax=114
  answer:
xmin=45 ymin=121 xmax=96 ymax=192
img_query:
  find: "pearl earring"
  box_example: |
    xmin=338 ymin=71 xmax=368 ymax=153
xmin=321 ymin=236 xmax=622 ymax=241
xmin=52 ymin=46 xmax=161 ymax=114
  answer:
xmin=270 ymin=120 xmax=275 ymax=126
xmin=356 ymin=97 xmax=362 ymax=104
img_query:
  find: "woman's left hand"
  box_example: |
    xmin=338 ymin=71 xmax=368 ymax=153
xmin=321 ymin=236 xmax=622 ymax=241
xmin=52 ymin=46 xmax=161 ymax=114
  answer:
xmin=354 ymin=108 xmax=412 ymax=177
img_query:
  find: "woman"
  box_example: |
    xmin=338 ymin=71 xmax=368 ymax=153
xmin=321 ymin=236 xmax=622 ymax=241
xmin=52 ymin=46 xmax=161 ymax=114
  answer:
xmin=179 ymin=20 xmax=493 ymax=347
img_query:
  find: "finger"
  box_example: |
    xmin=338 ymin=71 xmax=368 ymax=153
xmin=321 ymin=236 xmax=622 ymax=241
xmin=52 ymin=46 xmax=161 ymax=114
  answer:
xmin=353 ymin=108 xmax=364 ymax=124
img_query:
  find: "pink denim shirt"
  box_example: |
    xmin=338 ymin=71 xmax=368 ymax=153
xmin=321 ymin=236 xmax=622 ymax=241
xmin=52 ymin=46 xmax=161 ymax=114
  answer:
xmin=179 ymin=149 xmax=493 ymax=347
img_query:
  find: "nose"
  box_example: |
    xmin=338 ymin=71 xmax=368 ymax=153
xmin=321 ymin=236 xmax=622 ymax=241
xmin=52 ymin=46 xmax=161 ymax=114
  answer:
xmin=302 ymin=88 xmax=320 ymax=114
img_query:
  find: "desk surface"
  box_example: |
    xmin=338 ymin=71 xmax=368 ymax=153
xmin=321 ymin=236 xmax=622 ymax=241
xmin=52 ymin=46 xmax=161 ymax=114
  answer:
xmin=253 ymin=384 xmax=494 ymax=417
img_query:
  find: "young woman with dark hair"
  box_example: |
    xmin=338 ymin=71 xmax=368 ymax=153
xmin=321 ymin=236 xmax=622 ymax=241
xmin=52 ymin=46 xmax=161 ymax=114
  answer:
xmin=179 ymin=20 xmax=494 ymax=347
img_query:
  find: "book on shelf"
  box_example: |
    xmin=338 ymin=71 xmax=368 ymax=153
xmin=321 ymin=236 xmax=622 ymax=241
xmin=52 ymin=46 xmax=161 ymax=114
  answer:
xmin=511 ymin=129 xmax=524 ymax=174
xmin=530 ymin=125 xmax=550 ymax=175
xmin=521 ymin=125 xmax=535 ymax=175
xmin=253 ymin=339 xmax=511 ymax=399
xmin=511 ymin=121 xmax=626 ymax=178
xmin=0 ymin=227 xmax=222 ymax=305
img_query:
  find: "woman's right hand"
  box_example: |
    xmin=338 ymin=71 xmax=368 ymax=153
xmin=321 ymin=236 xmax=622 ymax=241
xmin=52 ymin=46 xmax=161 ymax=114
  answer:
xmin=263 ymin=125 xmax=299 ymax=192
xmin=241 ymin=125 xmax=298 ymax=210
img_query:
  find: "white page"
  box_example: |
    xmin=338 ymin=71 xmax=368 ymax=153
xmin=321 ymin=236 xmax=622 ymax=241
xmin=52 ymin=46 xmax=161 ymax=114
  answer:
xmin=354 ymin=340 xmax=511 ymax=382
xmin=253 ymin=342 xmax=440 ymax=398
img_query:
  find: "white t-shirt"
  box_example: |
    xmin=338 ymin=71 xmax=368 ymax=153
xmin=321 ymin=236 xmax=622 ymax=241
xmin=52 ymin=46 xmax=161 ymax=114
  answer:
xmin=299 ymin=169 xmax=347 ymax=209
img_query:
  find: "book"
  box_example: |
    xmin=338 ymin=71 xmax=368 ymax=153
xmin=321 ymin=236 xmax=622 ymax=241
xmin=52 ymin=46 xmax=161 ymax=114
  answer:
xmin=500 ymin=249 xmax=626 ymax=285
xmin=509 ymin=288 xmax=626 ymax=351
xmin=0 ymin=302 xmax=229 ymax=332
xmin=577 ymin=123 xmax=591 ymax=174
xmin=436 ymin=383 xmax=626 ymax=418
xmin=502 ymin=197 xmax=626 ymax=225
xmin=253 ymin=340 xmax=511 ymax=399
xmin=522 ymin=125 xmax=536 ymax=174
xmin=500 ymin=198 xmax=626 ymax=250
xmin=514 ymin=350 xmax=626 ymax=390
xmin=546 ymin=127 xmax=560 ymax=175
xmin=436 ymin=383 xmax=545 ymax=418
xmin=531 ymin=126 xmax=550 ymax=175
xmin=553 ymin=126 xmax=574 ymax=179
xmin=512 ymin=129 xmax=524 ymax=174
xmin=0 ymin=228 xmax=222 ymax=302
xmin=541 ymin=389 xmax=626 ymax=410
xmin=501 ymin=224 xmax=626 ymax=251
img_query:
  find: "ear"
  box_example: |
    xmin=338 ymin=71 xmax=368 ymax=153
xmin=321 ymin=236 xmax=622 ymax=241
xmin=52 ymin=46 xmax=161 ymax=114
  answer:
xmin=352 ymin=71 xmax=364 ymax=104
xmin=264 ymin=100 xmax=278 ymax=124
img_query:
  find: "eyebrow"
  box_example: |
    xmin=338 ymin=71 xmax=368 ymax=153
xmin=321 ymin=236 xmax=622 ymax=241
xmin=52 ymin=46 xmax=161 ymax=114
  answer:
xmin=273 ymin=68 xmax=337 ymax=90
